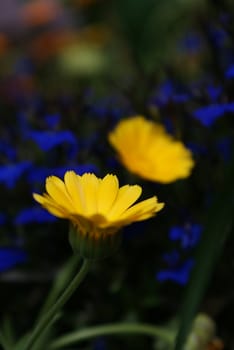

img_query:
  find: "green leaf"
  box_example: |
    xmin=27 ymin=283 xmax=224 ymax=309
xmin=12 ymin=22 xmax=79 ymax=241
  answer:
xmin=174 ymin=162 xmax=234 ymax=350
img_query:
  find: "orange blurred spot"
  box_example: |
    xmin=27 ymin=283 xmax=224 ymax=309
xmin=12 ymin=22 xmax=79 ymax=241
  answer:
xmin=0 ymin=33 xmax=9 ymax=55
xmin=29 ymin=30 xmax=77 ymax=61
xmin=22 ymin=0 xmax=61 ymax=27
xmin=76 ymin=25 xmax=111 ymax=46
xmin=29 ymin=25 xmax=111 ymax=62
xmin=207 ymin=338 xmax=224 ymax=350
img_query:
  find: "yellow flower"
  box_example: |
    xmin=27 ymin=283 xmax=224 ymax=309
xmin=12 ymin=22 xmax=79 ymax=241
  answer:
xmin=108 ymin=116 xmax=194 ymax=183
xmin=33 ymin=172 xmax=164 ymax=258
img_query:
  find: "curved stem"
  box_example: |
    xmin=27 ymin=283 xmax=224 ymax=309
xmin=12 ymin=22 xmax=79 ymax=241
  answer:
xmin=49 ymin=323 xmax=175 ymax=349
xmin=23 ymin=259 xmax=91 ymax=350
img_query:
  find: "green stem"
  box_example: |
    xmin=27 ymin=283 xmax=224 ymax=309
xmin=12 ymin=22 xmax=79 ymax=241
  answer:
xmin=23 ymin=259 xmax=91 ymax=350
xmin=49 ymin=323 xmax=175 ymax=349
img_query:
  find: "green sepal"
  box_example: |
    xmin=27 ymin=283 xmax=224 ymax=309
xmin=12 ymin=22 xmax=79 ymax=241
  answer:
xmin=69 ymin=224 xmax=122 ymax=260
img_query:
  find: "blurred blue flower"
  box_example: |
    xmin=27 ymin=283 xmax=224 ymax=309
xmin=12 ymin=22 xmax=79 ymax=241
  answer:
xmin=14 ymin=206 xmax=57 ymax=225
xmin=44 ymin=114 xmax=61 ymax=128
xmin=192 ymin=103 xmax=233 ymax=126
xmin=26 ymin=130 xmax=78 ymax=153
xmin=17 ymin=111 xmax=31 ymax=136
xmin=192 ymin=104 xmax=224 ymax=126
xmin=0 ymin=248 xmax=27 ymax=272
xmin=169 ymin=223 xmax=202 ymax=249
xmin=150 ymin=80 xmax=190 ymax=108
xmin=0 ymin=161 xmax=32 ymax=189
xmin=157 ymin=258 xmax=195 ymax=285
xmin=208 ymin=26 xmax=229 ymax=48
xmin=0 ymin=141 xmax=17 ymax=161
xmin=206 ymin=85 xmax=223 ymax=102
xmin=225 ymin=63 xmax=234 ymax=79
xmin=178 ymin=32 xmax=203 ymax=54
xmin=27 ymin=164 xmax=99 ymax=185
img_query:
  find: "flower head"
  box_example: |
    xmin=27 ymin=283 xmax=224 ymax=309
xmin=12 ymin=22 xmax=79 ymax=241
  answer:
xmin=33 ymin=171 xmax=164 ymax=258
xmin=108 ymin=116 xmax=194 ymax=183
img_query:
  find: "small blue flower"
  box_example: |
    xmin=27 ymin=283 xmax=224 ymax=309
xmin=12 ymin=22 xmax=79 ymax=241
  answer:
xmin=0 ymin=161 xmax=32 ymax=189
xmin=225 ymin=64 xmax=234 ymax=79
xmin=206 ymin=85 xmax=223 ymax=102
xmin=192 ymin=102 xmax=234 ymax=126
xmin=192 ymin=104 xmax=226 ymax=126
xmin=208 ymin=26 xmax=229 ymax=48
xmin=0 ymin=248 xmax=27 ymax=272
xmin=150 ymin=80 xmax=190 ymax=108
xmin=157 ymin=258 xmax=195 ymax=285
xmin=26 ymin=130 xmax=78 ymax=153
xmin=44 ymin=114 xmax=61 ymax=128
xmin=0 ymin=141 xmax=17 ymax=161
xmin=169 ymin=224 xmax=202 ymax=249
xmin=178 ymin=32 xmax=203 ymax=54
xmin=14 ymin=206 xmax=57 ymax=225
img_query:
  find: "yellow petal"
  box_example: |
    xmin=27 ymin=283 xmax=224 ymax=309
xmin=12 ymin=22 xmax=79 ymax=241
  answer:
xmin=80 ymin=173 xmax=99 ymax=216
xmin=33 ymin=193 xmax=68 ymax=218
xmin=46 ymin=176 xmax=74 ymax=211
xmin=97 ymin=174 xmax=119 ymax=215
xmin=118 ymin=197 xmax=164 ymax=222
xmin=64 ymin=171 xmax=85 ymax=213
xmin=108 ymin=184 xmax=142 ymax=220
xmin=42 ymin=203 xmax=68 ymax=218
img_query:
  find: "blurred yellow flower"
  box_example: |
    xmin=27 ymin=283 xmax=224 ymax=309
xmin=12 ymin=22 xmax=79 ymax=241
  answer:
xmin=109 ymin=116 xmax=194 ymax=183
xmin=33 ymin=171 xmax=164 ymax=239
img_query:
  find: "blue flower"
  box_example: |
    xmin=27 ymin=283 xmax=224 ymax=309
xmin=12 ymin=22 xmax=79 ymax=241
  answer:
xmin=225 ymin=63 xmax=234 ymax=79
xmin=208 ymin=26 xmax=229 ymax=48
xmin=0 ymin=161 xmax=32 ymax=189
xmin=14 ymin=206 xmax=57 ymax=225
xmin=192 ymin=103 xmax=234 ymax=126
xmin=44 ymin=114 xmax=61 ymax=128
xmin=178 ymin=32 xmax=203 ymax=54
xmin=0 ymin=248 xmax=27 ymax=272
xmin=0 ymin=141 xmax=17 ymax=162
xmin=156 ymin=258 xmax=195 ymax=285
xmin=169 ymin=224 xmax=202 ymax=249
xmin=206 ymin=85 xmax=223 ymax=102
xmin=192 ymin=104 xmax=226 ymax=126
xmin=150 ymin=80 xmax=190 ymax=108
xmin=26 ymin=130 xmax=78 ymax=153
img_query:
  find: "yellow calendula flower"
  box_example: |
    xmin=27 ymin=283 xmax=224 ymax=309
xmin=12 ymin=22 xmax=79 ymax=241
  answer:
xmin=108 ymin=116 xmax=194 ymax=183
xmin=33 ymin=171 xmax=164 ymax=258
